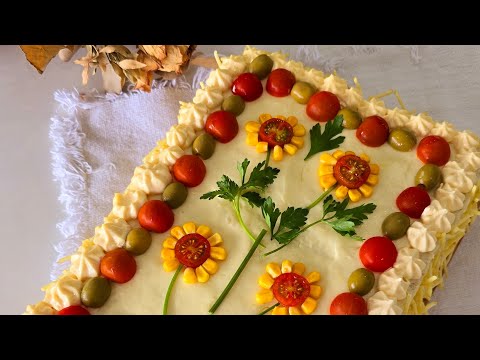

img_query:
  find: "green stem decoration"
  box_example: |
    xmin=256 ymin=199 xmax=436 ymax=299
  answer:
xmin=258 ymin=302 xmax=280 ymax=315
xmin=306 ymin=184 xmax=337 ymax=210
xmin=163 ymin=265 xmax=183 ymax=315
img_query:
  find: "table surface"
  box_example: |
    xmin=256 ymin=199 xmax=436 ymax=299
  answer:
xmin=1 ymin=45 xmax=479 ymax=315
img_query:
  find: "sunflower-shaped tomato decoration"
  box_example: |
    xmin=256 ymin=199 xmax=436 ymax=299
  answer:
xmin=256 ymin=260 xmax=322 ymax=315
xmin=318 ymin=150 xmax=380 ymax=202
xmin=245 ymin=113 xmax=306 ymax=161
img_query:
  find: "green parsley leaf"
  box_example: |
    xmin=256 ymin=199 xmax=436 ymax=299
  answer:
xmin=200 ymin=175 xmax=238 ymax=202
xmin=261 ymin=197 xmax=281 ymax=236
xmin=237 ymin=159 xmax=250 ymax=185
xmin=246 ymin=161 xmax=280 ymax=191
xmin=337 ymin=202 xmax=377 ymax=226
xmin=275 ymin=207 xmax=310 ymax=235
xmin=304 ymin=115 xmax=345 ymax=161
xmin=242 ymin=192 xmax=265 ymax=208
xmin=275 ymin=228 xmax=303 ymax=245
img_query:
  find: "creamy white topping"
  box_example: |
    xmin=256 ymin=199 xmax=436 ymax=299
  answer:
xmin=93 ymin=217 xmax=131 ymax=252
xmin=430 ymin=121 xmax=457 ymax=142
xmin=157 ymin=145 xmax=184 ymax=169
xmin=304 ymin=68 xmax=325 ymax=89
xmin=358 ymin=98 xmax=387 ymax=118
xmin=70 ymin=240 xmax=104 ymax=281
xmin=407 ymin=221 xmax=437 ymax=253
xmin=111 ymin=190 xmax=147 ymax=221
xmin=205 ymin=69 xmax=233 ymax=91
xmin=177 ymin=102 xmax=208 ymax=131
xmin=442 ymin=161 xmax=476 ymax=193
xmin=367 ymin=291 xmax=403 ymax=315
xmin=242 ymin=46 xmax=266 ymax=62
xmin=452 ymin=130 xmax=480 ymax=154
xmin=322 ymin=74 xmax=348 ymax=102
xmin=394 ymin=247 xmax=426 ymax=280
xmin=193 ymin=85 xmax=224 ymax=110
xmin=457 ymin=151 xmax=480 ymax=171
xmin=23 ymin=301 xmax=57 ymax=315
xmin=44 ymin=273 xmax=82 ymax=311
xmin=342 ymin=87 xmax=364 ymax=111
xmin=285 ymin=60 xmax=308 ymax=82
xmin=421 ymin=199 xmax=455 ymax=233
xmin=378 ymin=268 xmax=409 ymax=300
xmin=269 ymin=52 xmax=288 ymax=69
xmin=385 ymin=107 xmax=411 ymax=129
xmin=406 ymin=112 xmax=434 ymax=138
xmin=435 ymin=184 xmax=466 ymax=212
xmin=218 ymin=54 xmax=246 ymax=76
xmin=166 ymin=124 xmax=196 ymax=149
xmin=129 ymin=163 xmax=172 ymax=195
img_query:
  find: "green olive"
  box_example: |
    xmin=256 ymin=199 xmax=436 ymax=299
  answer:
xmin=388 ymin=128 xmax=417 ymax=152
xmin=249 ymin=54 xmax=274 ymax=80
xmin=192 ymin=133 xmax=216 ymax=160
xmin=81 ymin=277 xmax=111 ymax=308
xmin=415 ymin=164 xmax=442 ymax=191
xmin=337 ymin=108 xmax=362 ymax=130
xmin=162 ymin=182 xmax=188 ymax=209
xmin=348 ymin=268 xmax=375 ymax=296
xmin=290 ymin=81 xmax=316 ymax=104
xmin=125 ymin=228 xmax=152 ymax=255
xmin=222 ymin=95 xmax=245 ymax=116
xmin=382 ymin=212 xmax=411 ymax=240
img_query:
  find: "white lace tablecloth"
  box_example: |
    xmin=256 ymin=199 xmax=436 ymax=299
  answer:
xmin=49 ymin=45 xmax=480 ymax=314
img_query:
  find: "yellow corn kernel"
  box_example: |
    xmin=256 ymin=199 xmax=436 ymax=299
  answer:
xmin=301 ymin=297 xmax=318 ymax=315
xmin=332 ymin=150 xmax=345 ymax=159
xmin=318 ymin=164 xmax=334 ymax=176
xmin=183 ymin=267 xmax=197 ymax=284
xmin=256 ymin=289 xmax=274 ymax=304
xmin=183 ymin=222 xmax=196 ymax=234
xmin=289 ymin=306 xmax=302 ymax=315
xmin=320 ymin=153 xmax=337 ymax=165
xmin=258 ymin=273 xmax=275 ymax=289
xmin=281 ymin=260 xmax=294 ymax=273
xmin=291 ymin=136 xmax=304 ymax=149
xmin=348 ymin=189 xmax=362 ymax=202
xmin=161 ymin=248 xmax=175 ymax=260
xmin=196 ymin=225 xmax=212 ymax=238
xmin=163 ymin=237 xmax=177 ymax=249
xmin=256 ymin=142 xmax=269 ymax=153
xmin=293 ymin=124 xmax=306 ymax=136
xmin=359 ymin=184 xmax=373 ymax=198
xmin=310 ymin=285 xmax=323 ymax=299
xmin=286 ymin=116 xmax=298 ymax=127
xmin=245 ymin=121 xmax=261 ymax=133
xmin=266 ymin=262 xmax=282 ymax=278
xmin=359 ymin=153 xmax=370 ymax=162
xmin=272 ymin=306 xmax=288 ymax=315
xmin=195 ymin=266 xmax=210 ymax=283
xmin=293 ymin=263 xmax=305 ymax=275
xmin=259 ymin=113 xmax=272 ymax=123
xmin=335 ymin=185 xmax=349 ymax=199
xmin=306 ymin=271 xmax=321 ymax=283
xmin=276 ymin=115 xmax=287 ymax=121
xmin=367 ymin=174 xmax=379 ymax=185
xmin=210 ymin=247 xmax=227 ymax=260
xmin=208 ymin=233 xmax=223 ymax=246
xmin=246 ymin=132 xmax=259 ymax=146
xmin=370 ymin=164 xmax=380 ymax=175
xmin=344 ymin=151 xmax=355 ymax=156
xmin=273 ymin=145 xmax=283 ymax=161
xmin=163 ymin=259 xmax=179 ymax=272
xmin=283 ymin=144 xmax=298 ymax=155
xmin=319 ymin=174 xmax=337 ymax=189
xmin=170 ymin=226 xmax=186 ymax=240
xmin=202 ymin=258 xmax=218 ymax=275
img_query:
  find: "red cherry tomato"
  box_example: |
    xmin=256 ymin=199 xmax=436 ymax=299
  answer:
xmin=359 ymin=236 xmax=398 ymax=273
xmin=272 ymin=272 xmax=311 ymax=307
xmin=417 ymin=135 xmax=451 ymax=166
xmin=333 ymin=155 xmax=371 ymax=189
xmin=100 ymin=248 xmax=137 ymax=284
xmin=356 ymin=115 xmax=389 ymax=147
xmin=138 ymin=200 xmax=174 ymax=233
xmin=330 ymin=292 xmax=368 ymax=315
xmin=58 ymin=305 xmax=91 ymax=315
xmin=205 ymin=110 xmax=239 ymax=144
xmin=232 ymin=73 xmax=263 ymax=102
xmin=173 ymin=155 xmax=207 ymax=188
xmin=174 ymin=233 xmax=211 ymax=268
xmin=258 ymin=118 xmax=294 ymax=148
xmin=266 ymin=69 xmax=296 ymax=97
xmin=396 ymin=186 xmax=431 ymax=219
xmin=306 ymin=91 xmax=341 ymax=122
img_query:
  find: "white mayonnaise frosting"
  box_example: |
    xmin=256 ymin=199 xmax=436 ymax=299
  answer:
xmin=193 ymin=85 xmax=224 ymax=110
xmin=111 ymin=190 xmax=147 ymax=221
xmin=44 ymin=273 xmax=82 ymax=311
xmin=69 ymin=240 xmax=104 ymax=281
xmin=177 ymin=102 xmax=208 ymax=131
xmin=284 ymin=60 xmax=308 ymax=82
xmin=23 ymin=301 xmax=57 ymax=315
xmin=394 ymin=247 xmax=426 ymax=280
xmin=452 ymin=130 xmax=480 ymax=154
xmin=378 ymin=268 xmax=409 ymax=300
xmin=269 ymin=52 xmax=288 ymax=69
xmin=406 ymin=113 xmax=434 ymax=138
xmin=358 ymin=98 xmax=387 ymax=118
xmin=342 ymin=87 xmax=364 ymax=111
xmin=157 ymin=145 xmax=184 ymax=169
xmin=385 ymin=107 xmax=411 ymax=129
xmin=435 ymin=184 xmax=466 ymax=212
xmin=166 ymin=124 xmax=196 ymax=149
xmin=430 ymin=121 xmax=456 ymax=142
xmin=129 ymin=163 xmax=172 ymax=195
xmin=421 ymin=200 xmax=455 ymax=233
xmin=322 ymin=74 xmax=348 ymax=101
xmin=205 ymin=69 xmax=233 ymax=91
xmin=442 ymin=161 xmax=476 ymax=194
xmin=93 ymin=217 xmax=131 ymax=252
xmin=456 ymin=151 xmax=480 ymax=171
xmin=304 ymin=68 xmax=325 ymax=89
xmin=407 ymin=221 xmax=437 ymax=253
xmin=367 ymin=291 xmax=403 ymax=315
xmin=218 ymin=55 xmax=247 ymax=76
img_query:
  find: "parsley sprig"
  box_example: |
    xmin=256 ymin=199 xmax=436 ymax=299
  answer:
xmin=304 ymin=115 xmax=345 ymax=160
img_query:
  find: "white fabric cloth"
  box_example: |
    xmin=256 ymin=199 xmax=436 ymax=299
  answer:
xmin=49 ymin=45 xmax=480 ymax=314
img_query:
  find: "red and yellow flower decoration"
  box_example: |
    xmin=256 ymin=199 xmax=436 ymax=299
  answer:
xmin=245 ymin=113 xmax=306 ymax=161
xmin=318 ymin=150 xmax=380 ymax=202
xmin=256 ymin=260 xmax=322 ymax=315
xmin=161 ymin=222 xmax=227 ymax=283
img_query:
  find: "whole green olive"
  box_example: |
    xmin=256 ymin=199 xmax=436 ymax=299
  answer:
xmin=250 ymin=54 xmax=274 ymax=80
xmin=348 ymin=268 xmax=375 ymax=296
xmin=192 ymin=133 xmax=216 ymax=160
xmin=290 ymin=81 xmax=316 ymax=104
xmin=125 ymin=228 xmax=152 ymax=255
xmin=81 ymin=277 xmax=111 ymax=308
xmin=415 ymin=164 xmax=442 ymax=191
xmin=388 ymin=128 xmax=417 ymax=152
xmin=221 ymin=95 xmax=245 ymax=116
xmin=337 ymin=108 xmax=362 ymax=130
xmin=162 ymin=182 xmax=188 ymax=209
xmin=382 ymin=212 xmax=411 ymax=240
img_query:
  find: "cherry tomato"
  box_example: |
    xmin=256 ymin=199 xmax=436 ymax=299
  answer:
xmin=356 ymin=115 xmax=389 ymax=147
xmin=100 ymin=248 xmax=137 ymax=284
xmin=417 ymin=135 xmax=451 ymax=166
xmin=396 ymin=186 xmax=431 ymax=219
xmin=334 ymin=154 xmax=371 ymax=189
xmin=272 ymin=272 xmax=311 ymax=307
xmin=232 ymin=73 xmax=263 ymax=102
xmin=174 ymin=233 xmax=211 ymax=268
xmin=205 ymin=110 xmax=239 ymax=144
xmin=359 ymin=236 xmax=398 ymax=273
xmin=57 ymin=305 xmax=91 ymax=315
xmin=258 ymin=118 xmax=294 ymax=148
xmin=266 ymin=69 xmax=296 ymax=97
xmin=138 ymin=200 xmax=174 ymax=233
xmin=173 ymin=155 xmax=207 ymax=188
xmin=329 ymin=292 xmax=368 ymax=315
xmin=306 ymin=91 xmax=341 ymax=122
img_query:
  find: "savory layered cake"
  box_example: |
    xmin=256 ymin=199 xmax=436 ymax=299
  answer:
xmin=25 ymin=46 xmax=480 ymax=315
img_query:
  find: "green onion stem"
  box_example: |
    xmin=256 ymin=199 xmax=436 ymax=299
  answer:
xmin=306 ymin=184 xmax=338 ymax=210
xmin=258 ymin=302 xmax=280 ymax=315
xmin=163 ymin=265 xmax=183 ymax=315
